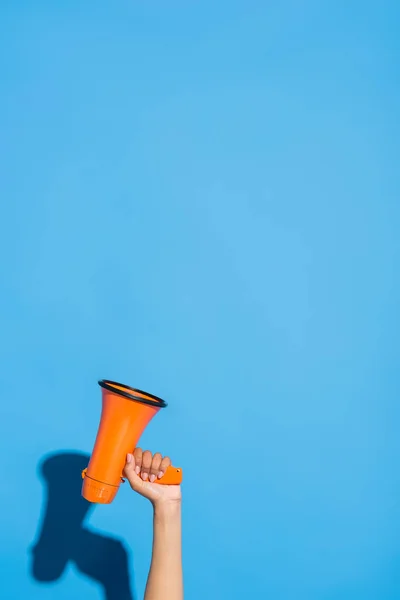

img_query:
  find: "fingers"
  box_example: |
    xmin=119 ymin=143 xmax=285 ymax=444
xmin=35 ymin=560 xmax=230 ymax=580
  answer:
xmin=123 ymin=453 xmax=145 ymax=494
xmin=133 ymin=448 xmax=143 ymax=475
xmin=123 ymin=450 xmax=177 ymax=504
xmin=131 ymin=448 xmax=171 ymax=482
xmin=149 ymin=453 xmax=162 ymax=483
xmin=141 ymin=450 xmax=152 ymax=481
xmin=159 ymin=455 xmax=171 ymax=479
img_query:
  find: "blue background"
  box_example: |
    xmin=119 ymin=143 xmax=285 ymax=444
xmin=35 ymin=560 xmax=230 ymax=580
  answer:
xmin=0 ymin=1 xmax=399 ymax=599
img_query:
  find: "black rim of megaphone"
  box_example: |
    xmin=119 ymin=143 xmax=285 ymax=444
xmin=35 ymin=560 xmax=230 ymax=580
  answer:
xmin=98 ymin=379 xmax=167 ymax=408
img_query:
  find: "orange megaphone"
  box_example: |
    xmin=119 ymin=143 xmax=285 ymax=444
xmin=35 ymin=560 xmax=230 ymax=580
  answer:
xmin=81 ymin=379 xmax=182 ymax=504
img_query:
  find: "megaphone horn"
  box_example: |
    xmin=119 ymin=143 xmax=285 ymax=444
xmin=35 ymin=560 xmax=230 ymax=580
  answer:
xmin=81 ymin=380 xmax=182 ymax=504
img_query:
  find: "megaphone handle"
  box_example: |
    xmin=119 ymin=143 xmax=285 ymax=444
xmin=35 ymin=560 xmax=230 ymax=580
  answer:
xmin=151 ymin=465 xmax=183 ymax=485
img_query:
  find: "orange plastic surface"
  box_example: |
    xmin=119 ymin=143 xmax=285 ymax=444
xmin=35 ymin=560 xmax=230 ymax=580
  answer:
xmin=149 ymin=465 xmax=183 ymax=485
xmin=81 ymin=381 xmax=182 ymax=504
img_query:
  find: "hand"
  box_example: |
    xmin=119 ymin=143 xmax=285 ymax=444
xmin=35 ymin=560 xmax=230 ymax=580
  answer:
xmin=123 ymin=448 xmax=182 ymax=506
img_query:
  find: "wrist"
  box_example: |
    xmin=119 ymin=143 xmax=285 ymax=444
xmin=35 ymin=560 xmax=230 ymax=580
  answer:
xmin=153 ymin=498 xmax=181 ymax=521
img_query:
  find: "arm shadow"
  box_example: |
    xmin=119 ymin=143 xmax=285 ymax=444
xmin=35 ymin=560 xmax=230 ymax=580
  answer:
xmin=29 ymin=451 xmax=135 ymax=600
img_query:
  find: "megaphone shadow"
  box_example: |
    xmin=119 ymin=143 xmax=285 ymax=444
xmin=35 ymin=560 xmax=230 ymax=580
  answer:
xmin=30 ymin=451 xmax=134 ymax=600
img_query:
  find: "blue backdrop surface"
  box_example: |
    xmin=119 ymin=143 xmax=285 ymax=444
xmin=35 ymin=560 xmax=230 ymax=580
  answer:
xmin=0 ymin=2 xmax=399 ymax=599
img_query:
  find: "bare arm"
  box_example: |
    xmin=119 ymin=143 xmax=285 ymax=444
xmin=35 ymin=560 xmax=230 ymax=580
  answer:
xmin=124 ymin=450 xmax=183 ymax=600
xmin=145 ymin=500 xmax=182 ymax=600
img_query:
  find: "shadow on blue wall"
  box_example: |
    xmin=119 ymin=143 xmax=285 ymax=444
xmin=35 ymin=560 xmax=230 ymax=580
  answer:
xmin=29 ymin=451 xmax=134 ymax=599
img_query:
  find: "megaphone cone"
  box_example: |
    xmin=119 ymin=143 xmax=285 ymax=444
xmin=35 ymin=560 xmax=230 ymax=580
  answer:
xmin=82 ymin=380 xmax=182 ymax=504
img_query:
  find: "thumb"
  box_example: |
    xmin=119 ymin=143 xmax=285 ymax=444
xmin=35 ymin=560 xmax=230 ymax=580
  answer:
xmin=123 ymin=453 xmax=154 ymax=498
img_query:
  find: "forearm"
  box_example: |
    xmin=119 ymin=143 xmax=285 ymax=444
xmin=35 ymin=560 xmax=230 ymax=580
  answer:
xmin=144 ymin=501 xmax=183 ymax=600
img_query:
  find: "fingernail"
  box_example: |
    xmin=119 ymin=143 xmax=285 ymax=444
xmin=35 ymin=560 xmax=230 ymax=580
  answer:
xmin=149 ymin=474 xmax=156 ymax=483
xmin=157 ymin=471 xmax=164 ymax=479
xmin=126 ymin=454 xmax=132 ymax=464
xmin=142 ymin=472 xmax=148 ymax=481
xmin=135 ymin=466 xmax=140 ymax=474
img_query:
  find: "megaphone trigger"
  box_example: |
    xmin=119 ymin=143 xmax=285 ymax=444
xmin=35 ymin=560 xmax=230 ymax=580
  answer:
xmin=156 ymin=465 xmax=183 ymax=485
